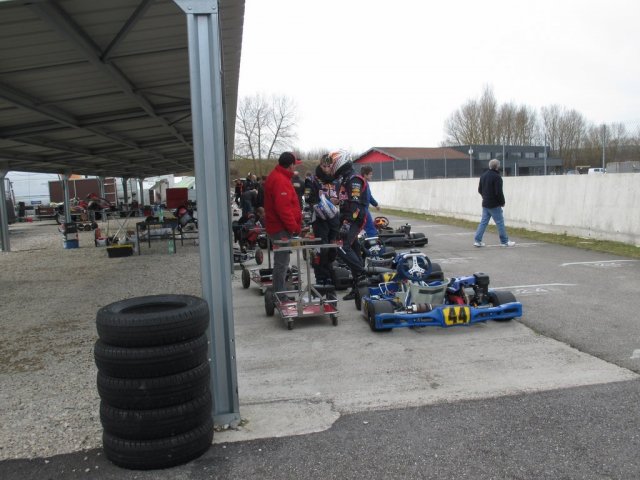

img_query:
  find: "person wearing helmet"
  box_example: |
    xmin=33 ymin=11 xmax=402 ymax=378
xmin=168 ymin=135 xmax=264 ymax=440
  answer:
xmin=264 ymin=151 xmax=303 ymax=301
xmin=305 ymin=154 xmax=341 ymax=285
xmin=329 ymin=149 xmax=368 ymax=301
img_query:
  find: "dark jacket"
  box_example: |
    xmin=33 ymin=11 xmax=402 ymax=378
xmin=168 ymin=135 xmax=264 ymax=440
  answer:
xmin=264 ymin=165 xmax=302 ymax=236
xmin=305 ymin=165 xmax=340 ymax=205
xmin=338 ymin=166 xmax=368 ymax=225
xmin=478 ymin=168 xmax=505 ymax=208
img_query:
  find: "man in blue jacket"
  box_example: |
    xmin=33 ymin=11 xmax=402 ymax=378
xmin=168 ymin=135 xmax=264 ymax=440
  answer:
xmin=473 ymin=159 xmax=515 ymax=247
xmin=360 ymin=165 xmax=380 ymax=237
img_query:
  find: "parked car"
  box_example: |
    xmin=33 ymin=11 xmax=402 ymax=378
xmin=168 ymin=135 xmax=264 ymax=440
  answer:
xmin=588 ymin=168 xmax=606 ymax=174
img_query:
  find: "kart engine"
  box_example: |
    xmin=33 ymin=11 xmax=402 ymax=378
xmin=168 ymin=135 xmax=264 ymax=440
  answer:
xmin=447 ymin=272 xmax=490 ymax=306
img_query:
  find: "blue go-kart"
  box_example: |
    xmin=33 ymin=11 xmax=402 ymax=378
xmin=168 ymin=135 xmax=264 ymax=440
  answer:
xmin=360 ymin=251 xmax=523 ymax=332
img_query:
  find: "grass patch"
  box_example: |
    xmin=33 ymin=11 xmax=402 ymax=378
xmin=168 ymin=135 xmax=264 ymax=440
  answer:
xmin=382 ymin=207 xmax=640 ymax=259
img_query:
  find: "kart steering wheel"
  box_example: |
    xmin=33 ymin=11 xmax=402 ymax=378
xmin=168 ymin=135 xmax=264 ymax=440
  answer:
xmin=396 ymin=252 xmax=432 ymax=282
xmin=374 ymin=216 xmax=390 ymax=228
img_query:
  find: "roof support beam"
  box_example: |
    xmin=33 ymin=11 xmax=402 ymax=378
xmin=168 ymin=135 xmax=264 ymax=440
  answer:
xmin=30 ymin=1 xmax=193 ymax=151
xmin=0 ymin=103 xmax=191 ymax=138
xmin=102 ymin=0 xmax=155 ymax=61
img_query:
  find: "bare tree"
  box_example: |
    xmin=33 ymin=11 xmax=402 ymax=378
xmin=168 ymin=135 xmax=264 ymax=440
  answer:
xmin=497 ymin=102 xmax=538 ymax=145
xmin=444 ymin=86 xmax=537 ymax=146
xmin=235 ymin=94 xmax=298 ymax=175
xmin=540 ymin=105 xmax=586 ymax=168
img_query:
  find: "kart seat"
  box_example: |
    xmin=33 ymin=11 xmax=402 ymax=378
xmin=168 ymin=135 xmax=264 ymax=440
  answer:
xmin=409 ymin=280 xmax=448 ymax=305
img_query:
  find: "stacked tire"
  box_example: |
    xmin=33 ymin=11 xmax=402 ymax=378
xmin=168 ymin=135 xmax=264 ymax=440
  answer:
xmin=94 ymin=295 xmax=213 ymax=470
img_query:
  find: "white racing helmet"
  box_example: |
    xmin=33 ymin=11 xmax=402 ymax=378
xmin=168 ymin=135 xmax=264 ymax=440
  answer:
xmin=328 ymin=149 xmax=352 ymax=177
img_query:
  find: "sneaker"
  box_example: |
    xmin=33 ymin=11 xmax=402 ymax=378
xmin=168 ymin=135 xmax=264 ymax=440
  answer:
xmin=342 ymin=290 xmax=356 ymax=301
xmin=473 ymin=241 xmax=486 ymax=247
xmin=500 ymin=241 xmax=516 ymax=247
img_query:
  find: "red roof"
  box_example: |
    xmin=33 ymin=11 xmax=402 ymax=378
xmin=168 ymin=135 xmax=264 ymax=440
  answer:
xmin=355 ymin=147 xmax=468 ymax=163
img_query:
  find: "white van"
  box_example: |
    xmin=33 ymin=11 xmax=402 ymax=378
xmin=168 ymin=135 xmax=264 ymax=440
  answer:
xmin=588 ymin=168 xmax=606 ymax=174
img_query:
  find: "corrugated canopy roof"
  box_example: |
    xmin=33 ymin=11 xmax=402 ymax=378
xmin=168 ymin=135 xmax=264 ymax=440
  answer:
xmin=0 ymin=0 xmax=243 ymax=178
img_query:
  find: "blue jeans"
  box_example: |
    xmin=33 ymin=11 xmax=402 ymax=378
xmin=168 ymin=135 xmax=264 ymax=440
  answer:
xmin=363 ymin=211 xmax=377 ymax=237
xmin=474 ymin=207 xmax=509 ymax=244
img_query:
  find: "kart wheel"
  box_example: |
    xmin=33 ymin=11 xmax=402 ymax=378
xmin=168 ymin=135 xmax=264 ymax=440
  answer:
xmin=331 ymin=314 xmax=338 ymax=326
xmin=287 ymin=320 xmax=294 ymax=330
xmin=428 ymin=262 xmax=444 ymax=282
xmin=241 ymin=268 xmax=251 ymax=289
xmin=264 ymin=288 xmax=275 ymax=317
xmin=374 ymin=216 xmax=389 ymax=229
xmin=332 ymin=266 xmax=352 ymax=291
xmin=489 ymin=290 xmax=517 ymax=321
xmin=255 ymin=248 xmax=264 ymax=265
xmin=367 ymin=300 xmax=394 ymax=332
xmin=302 ymin=249 xmax=307 ymax=261
xmin=354 ymin=286 xmax=369 ymax=311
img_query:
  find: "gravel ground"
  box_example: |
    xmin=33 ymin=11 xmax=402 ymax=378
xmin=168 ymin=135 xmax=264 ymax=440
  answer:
xmin=0 ymin=218 xmax=204 ymax=460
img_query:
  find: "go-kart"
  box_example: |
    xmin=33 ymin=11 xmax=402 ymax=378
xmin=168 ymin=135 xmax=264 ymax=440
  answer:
xmin=174 ymin=205 xmax=198 ymax=233
xmin=232 ymin=215 xmax=267 ymax=265
xmin=353 ymin=249 xmax=444 ymax=310
xmin=360 ymin=251 xmax=522 ymax=332
xmin=373 ymin=216 xmax=428 ymax=248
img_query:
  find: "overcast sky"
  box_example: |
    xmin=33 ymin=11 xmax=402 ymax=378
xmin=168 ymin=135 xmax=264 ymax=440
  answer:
xmin=238 ymin=0 xmax=640 ymax=153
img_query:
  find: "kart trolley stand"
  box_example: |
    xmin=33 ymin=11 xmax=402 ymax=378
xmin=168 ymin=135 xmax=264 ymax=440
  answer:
xmin=241 ymin=236 xmax=300 ymax=294
xmin=265 ymin=237 xmax=339 ymax=330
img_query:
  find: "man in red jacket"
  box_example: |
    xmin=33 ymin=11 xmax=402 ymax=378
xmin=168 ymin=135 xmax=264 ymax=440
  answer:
xmin=264 ymin=151 xmax=303 ymax=300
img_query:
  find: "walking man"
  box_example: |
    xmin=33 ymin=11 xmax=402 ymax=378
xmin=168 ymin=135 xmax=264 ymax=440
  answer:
xmin=473 ymin=158 xmax=515 ymax=247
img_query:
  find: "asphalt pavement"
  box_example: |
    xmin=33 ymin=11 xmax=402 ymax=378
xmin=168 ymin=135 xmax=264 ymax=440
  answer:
xmin=2 ymin=213 xmax=639 ymax=479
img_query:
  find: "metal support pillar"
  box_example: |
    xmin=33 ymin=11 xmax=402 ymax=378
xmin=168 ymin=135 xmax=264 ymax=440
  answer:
xmin=0 ymin=169 xmax=10 ymax=252
xmin=174 ymin=0 xmax=240 ymax=426
xmin=138 ymin=178 xmax=144 ymax=209
xmin=121 ymin=177 xmax=129 ymax=213
xmin=62 ymin=173 xmax=72 ymax=224
xmin=98 ymin=176 xmax=106 ymax=199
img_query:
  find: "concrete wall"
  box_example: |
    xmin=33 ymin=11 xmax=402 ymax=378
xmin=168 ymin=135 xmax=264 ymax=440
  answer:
xmin=371 ymin=173 xmax=640 ymax=246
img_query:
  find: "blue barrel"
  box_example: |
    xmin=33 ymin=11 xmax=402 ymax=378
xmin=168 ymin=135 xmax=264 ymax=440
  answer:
xmin=64 ymin=239 xmax=79 ymax=249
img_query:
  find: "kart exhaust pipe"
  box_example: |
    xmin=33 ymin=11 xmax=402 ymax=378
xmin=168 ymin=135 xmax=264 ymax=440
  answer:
xmin=407 ymin=303 xmax=432 ymax=313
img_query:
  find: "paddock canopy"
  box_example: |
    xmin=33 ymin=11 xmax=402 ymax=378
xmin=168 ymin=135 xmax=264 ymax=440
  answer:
xmin=0 ymin=0 xmax=243 ymax=178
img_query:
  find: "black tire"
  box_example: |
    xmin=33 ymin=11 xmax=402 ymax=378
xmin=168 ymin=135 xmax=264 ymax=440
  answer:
xmin=94 ymin=334 xmax=208 ymax=379
xmin=354 ymin=286 xmax=369 ymax=311
xmin=333 ymin=267 xmax=352 ymax=290
xmin=255 ymin=248 xmax=264 ymax=265
xmin=428 ymin=262 xmax=444 ymax=282
xmin=287 ymin=320 xmax=294 ymax=330
xmin=241 ymin=268 xmax=251 ymax=289
xmin=368 ymin=300 xmax=394 ymax=332
xmin=96 ymin=295 xmax=209 ymax=347
xmin=102 ymin=418 xmax=213 ymax=470
xmin=100 ymin=391 xmax=212 ymax=440
xmin=331 ymin=314 xmax=338 ymax=326
xmin=489 ymin=290 xmax=517 ymax=322
xmin=97 ymin=362 xmax=210 ymax=410
xmin=264 ymin=288 xmax=275 ymax=317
